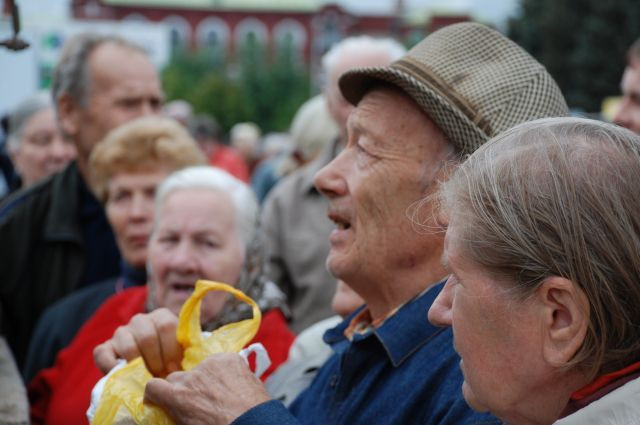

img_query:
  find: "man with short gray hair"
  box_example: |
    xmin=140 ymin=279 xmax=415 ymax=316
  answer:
xmin=0 ymin=32 xmax=163 ymax=367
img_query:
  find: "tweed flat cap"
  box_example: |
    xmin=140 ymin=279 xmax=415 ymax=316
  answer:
xmin=339 ymin=22 xmax=569 ymax=155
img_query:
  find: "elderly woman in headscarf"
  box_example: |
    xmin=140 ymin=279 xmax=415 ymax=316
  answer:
xmin=429 ymin=117 xmax=640 ymax=424
xmin=29 ymin=165 xmax=294 ymax=425
xmin=5 ymin=92 xmax=76 ymax=192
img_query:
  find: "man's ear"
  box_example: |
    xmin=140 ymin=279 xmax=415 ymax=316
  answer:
xmin=536 ymin=277 xmax=590 ymax=367
xmin=57 ymin=93 xmax=80 ymax=137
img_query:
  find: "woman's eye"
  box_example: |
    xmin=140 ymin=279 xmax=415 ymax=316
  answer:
xmin=111 ymin=192 xmax=130 ymax=203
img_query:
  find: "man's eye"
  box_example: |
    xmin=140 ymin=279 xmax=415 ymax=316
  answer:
xmin=119 ymin=98 xmax=139 ymax=108
xmin=111 ymin=192 xmax=130 ymax=203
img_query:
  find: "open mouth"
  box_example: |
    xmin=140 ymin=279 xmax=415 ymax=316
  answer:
xmin=329 ymin=212 xmax=352 ymax=230
xmin=170 ymin=282 xmax=195 ymax=293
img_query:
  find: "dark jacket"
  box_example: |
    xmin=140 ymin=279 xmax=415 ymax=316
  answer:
xmin=0 ymin=162 xmax=119 ymax=368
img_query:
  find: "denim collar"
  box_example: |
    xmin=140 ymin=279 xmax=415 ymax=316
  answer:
xmin=324 ymin=281 xmax=447 ymax=368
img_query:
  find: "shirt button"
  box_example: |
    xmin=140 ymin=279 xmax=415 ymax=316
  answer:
xmin=329 ymin=375 xmax=338 ymax=388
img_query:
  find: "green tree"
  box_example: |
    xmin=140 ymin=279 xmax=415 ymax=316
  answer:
xmin=508 ymin=0 xmax=640 ymax=112
xmin=161 ymin=41 xmax=310 ymax=134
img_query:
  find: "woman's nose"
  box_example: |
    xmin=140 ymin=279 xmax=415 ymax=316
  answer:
xmin=428 ymin=277 xmax=454 ymax=327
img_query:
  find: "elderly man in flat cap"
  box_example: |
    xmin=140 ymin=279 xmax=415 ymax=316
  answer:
xmin=95 ymin=23 xmax=568 ymax=424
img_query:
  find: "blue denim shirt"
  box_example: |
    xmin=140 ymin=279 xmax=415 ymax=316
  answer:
xmin=233 ymin=282 xmax=500 ymax=425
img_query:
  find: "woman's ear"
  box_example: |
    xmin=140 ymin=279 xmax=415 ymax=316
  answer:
xmin=536 ymin=277 xmax=590 ymax=367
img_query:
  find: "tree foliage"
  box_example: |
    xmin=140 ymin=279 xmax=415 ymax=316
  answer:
xmin=161 ymin=40 xmax=311 ymax=133
xmin=508 ymin=0 xmax=640 ymax=112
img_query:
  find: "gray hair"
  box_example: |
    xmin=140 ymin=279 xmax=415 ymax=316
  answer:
xmin=276 ymin=95 xmax=338 ymax=177
xmin=321 ymin=35 xmax=406 ymax=79
xmin=440 ymin=116 xmax=640 ymax=378
xmin=52 ymin=32 xmax=146 ymax=110
xmin=7 ymin=92 xmax=53 ymax=151
xmin=154 ymin=166 xmax=258 ymax=248
xmin=289 ymin=95 xmax=338 ymax=161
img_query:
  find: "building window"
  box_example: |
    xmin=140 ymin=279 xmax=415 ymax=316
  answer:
xmin=163 ymin=15 xmax=191 ymax=53
xmin=235 ymin=17 xmax=268 ymax=54
xmin=273 ymin=19 xmax=306 ymax=61
xmin=196 ymin=17 xmax=229 ymax=62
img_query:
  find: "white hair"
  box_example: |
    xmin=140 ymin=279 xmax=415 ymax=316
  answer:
xmin=321 ymin=35 xmax=406 ymax=77
xmin=154 ymin=166 xmax=258 ymax=248
xmin=7 ymin=92 xmax=53 ymax=151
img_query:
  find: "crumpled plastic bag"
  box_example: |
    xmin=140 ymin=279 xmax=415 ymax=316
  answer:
xmin=89 ymin=280 xmax=262 ymax=424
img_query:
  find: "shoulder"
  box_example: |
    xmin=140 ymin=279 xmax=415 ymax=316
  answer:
xmin=261 ymin=159 xmax=325 ymax=218
xmin=556 ymin=376 xmax=640 ymax=425
xmin=0 ymin=162 xmax=78 ymax=226
xmin=97 ymin=286 xmax=147 ymax=317
xmin=0 ymin=174 xmax=55 ymax=223
xmin=36 ymin=280 xmax=119 ymax=334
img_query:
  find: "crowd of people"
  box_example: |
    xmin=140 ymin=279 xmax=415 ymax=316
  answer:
xmin=1 ymin=20 xmax=640 ymax=425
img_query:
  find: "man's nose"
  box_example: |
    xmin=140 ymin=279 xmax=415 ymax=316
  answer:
xmin=428 ymin=277 xmax=454 ymax=327
xmin=313 ymin=150 xmax=348 ymax=199
xmin=139 ymin=101 xmax=157 ymax=117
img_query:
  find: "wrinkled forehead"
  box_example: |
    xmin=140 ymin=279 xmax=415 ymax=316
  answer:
xmin=154 ymin=187 xmax=234 ymax=229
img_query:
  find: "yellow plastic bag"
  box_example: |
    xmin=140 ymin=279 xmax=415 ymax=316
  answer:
xmin=91 ymin=280 xmax=261 ymax=424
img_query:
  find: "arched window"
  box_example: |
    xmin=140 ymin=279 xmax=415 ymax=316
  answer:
xmin=163 ymin=15 xmax=191 ymax=53
xmin=235 ymin=18 xmax=268 ymax=50
xmin=196 ymin=17 xmax=230 ymax=61
xmin=273 ymin=18 xmax=306 ymax=61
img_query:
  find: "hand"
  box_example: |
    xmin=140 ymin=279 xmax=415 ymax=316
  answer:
xmin=93 ymin=308 xmax=183 ymax=377
xmin=144 ymin=353 xmax=271 ymax=425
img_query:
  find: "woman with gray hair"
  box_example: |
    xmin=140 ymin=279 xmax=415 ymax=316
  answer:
xmin=30 ymin=166 xmax=294 ymax=425
xmin=429 ymin=117 xmax=640 ymax=424
xmin=6 ymin=92 xmax=76 ymax=191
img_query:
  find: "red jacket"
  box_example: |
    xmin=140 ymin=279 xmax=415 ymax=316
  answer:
xmin=209 ymin=146 xmax=250 ymax=183
xmin=29 ymin=286 xmax=294 ymax=425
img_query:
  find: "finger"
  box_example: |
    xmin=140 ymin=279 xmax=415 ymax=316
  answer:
xmin=151 ymin=309 xmax=182 ymax=374
xmin=129 ymin=313 xmax=167 ymax=377
xmin=112 ymin=324 xmax=141 ymax=361
xmin=93 ymin=340 xmax=119 ymax=374
xmin=144 ymin=377 xmax=176 ymax=409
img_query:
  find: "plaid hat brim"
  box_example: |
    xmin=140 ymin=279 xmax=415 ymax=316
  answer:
xmin=337 ymin=23 xmax=569 ymax=156
xmin=339 ymin=63 xmax=489 ymax=155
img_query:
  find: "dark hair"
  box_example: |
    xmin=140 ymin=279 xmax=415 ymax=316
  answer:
xmin=188 ymin=115 xmax=223 ymax=142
